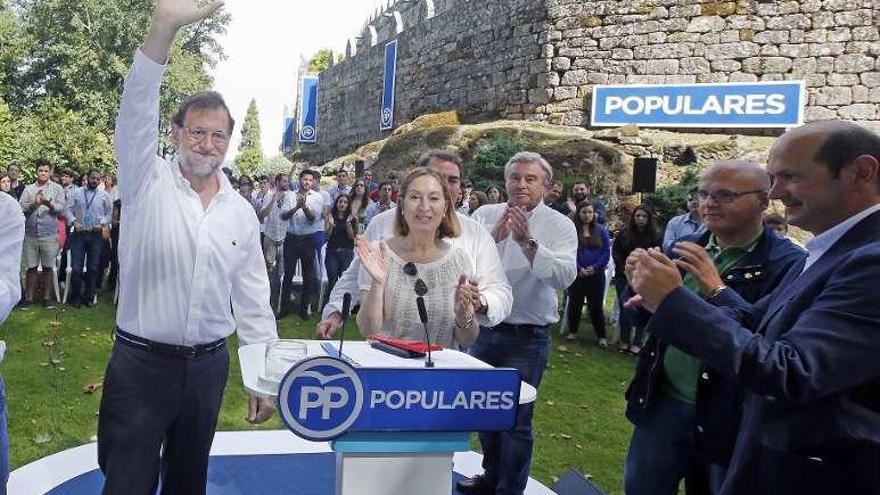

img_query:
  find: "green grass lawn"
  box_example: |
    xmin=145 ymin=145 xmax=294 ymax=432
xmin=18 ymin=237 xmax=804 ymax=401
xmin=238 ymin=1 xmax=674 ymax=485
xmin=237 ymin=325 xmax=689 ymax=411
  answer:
xmin=0 ymin=293 xmax=636 ymax=494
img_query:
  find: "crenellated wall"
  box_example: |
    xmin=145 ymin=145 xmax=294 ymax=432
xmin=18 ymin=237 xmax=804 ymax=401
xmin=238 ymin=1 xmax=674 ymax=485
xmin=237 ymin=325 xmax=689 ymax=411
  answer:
xmin=304 ymin=0 xmax=880 ymax=161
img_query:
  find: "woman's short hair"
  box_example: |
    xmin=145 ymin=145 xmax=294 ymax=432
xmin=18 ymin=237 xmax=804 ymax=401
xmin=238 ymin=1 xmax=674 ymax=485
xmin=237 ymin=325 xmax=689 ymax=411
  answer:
xmin=395 ymin=168 xmax=460 ymax=238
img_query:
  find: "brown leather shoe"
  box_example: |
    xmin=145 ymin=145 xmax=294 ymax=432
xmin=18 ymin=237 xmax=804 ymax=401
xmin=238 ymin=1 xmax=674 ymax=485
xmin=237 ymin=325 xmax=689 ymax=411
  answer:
xmin=456 ymin=474 xmax=496 ymax=494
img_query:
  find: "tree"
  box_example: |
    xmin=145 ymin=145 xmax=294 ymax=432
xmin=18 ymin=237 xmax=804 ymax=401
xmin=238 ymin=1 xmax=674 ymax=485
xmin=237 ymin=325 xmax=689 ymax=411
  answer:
xmin=4 ymin=0 xmax=231 ymax=163
xmin=234 ymin=99 xmax=263 ymax=179
xmin=264 ymin=154 xmax=294 ymax=175
xmin=306 ymin=49 xmax=333 ymax=73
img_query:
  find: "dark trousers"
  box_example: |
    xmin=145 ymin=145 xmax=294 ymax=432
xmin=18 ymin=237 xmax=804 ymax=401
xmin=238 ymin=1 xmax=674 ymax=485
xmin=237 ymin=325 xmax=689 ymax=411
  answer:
xmin=107 ymin=227 xmax=120 ymax=290
xmin=566 ymin=272 xmax=606 ymax=339
xmin=96 ymin=237 xmax=112 ymax=290
xmin=323 ymin=248 xmax=354 ymax=308
xmin=615 ymin=277 xmax=645 ymax=346
xmin=97 ymin=339 xmax=229 ymax=495
xmin=69 ymin=231 xmax=103 ymax=304
xmin=280 ymin=233 xmax=317 ymax=315
xmin=470 ymin=324 xmax=550 ymax=495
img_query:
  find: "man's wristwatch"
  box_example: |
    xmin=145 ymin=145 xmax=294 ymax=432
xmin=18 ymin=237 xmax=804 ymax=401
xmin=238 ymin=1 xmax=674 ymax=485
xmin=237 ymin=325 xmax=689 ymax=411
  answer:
xmin=705 ymin=285 xmax=728 ymax=300
xmin=521 ymin=238 xmax=538 ymax=252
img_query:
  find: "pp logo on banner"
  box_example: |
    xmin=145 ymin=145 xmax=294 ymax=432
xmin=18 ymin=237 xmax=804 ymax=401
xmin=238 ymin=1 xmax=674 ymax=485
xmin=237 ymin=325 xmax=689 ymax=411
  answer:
xmin=277 ymin=356 xmax=364 ymax=441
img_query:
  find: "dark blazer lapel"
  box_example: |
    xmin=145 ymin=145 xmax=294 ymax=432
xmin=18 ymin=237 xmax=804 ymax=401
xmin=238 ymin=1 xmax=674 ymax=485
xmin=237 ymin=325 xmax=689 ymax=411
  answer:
xmin=757 ymin=210 xmax=880 ymax=334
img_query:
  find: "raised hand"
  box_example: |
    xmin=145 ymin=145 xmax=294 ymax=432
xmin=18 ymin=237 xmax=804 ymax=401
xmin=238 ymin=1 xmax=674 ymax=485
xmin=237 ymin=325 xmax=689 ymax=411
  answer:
xmin=154 ymin=0 xmax=224 ymax=30
xmin=454 ymin=275 xmax=476 ymax=322
xmin=508 ymin=205 xmax=531 ymax=244
xmin=628 ymin=248 xmax=682 ymax=309
xmin=143 ymin=0 xmax=224 ymax=63
xmin=355 ymin=236 xmax=389 ymax=285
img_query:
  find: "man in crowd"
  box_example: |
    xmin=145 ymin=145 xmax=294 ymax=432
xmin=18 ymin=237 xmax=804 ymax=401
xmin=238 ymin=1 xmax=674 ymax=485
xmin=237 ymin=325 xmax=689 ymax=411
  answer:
xmin=364 ymin=180 xmax=396 ymax=225
xmin=258 ymin=173 xmax=291 ymax=305
xmin=623 ymin=161 xmax=805 ymax=495
xmin=64 ymin=169 xmax=113 ymax=307
xmin=100 ymin=1 xmax=277 ymax=492
xmin=626 ymin=120 xmax=880 ymax=494
xmin=369 ymin=173 xmax=399 ymax=203
xmin=662 ymin=188 xmax=705 ymax=250
xmin=363 ymin=168 xmax=379 ymax=193
xmin=59 ymin=169 xmax=77 ymax=199
xmin=5 ymin=163 xmax=24 ymax=200
xmin=543 ymin=180 xmax=567 ymax=215
xmin=0 ymin=175 xmax=24 ymax=495
xmin=317 ymin=149 xmax=512 ymax=341
xmin=18 ymin=158 xmax=65 ymax=309
xmin=566 ymin=181 xmax=607 ymax=224
xmin=279 ymin=169 xmax=323 ymax=320
xmin=326 ymin=169 xmax=352 ymax=202
xmin=459 ymin=152 xmax=577 ymax=495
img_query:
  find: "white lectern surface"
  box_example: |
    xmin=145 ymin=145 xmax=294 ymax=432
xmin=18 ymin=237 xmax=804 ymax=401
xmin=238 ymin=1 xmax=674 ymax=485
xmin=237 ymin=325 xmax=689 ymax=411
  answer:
xmin=239 ymin=341 xmax=538 ymax=403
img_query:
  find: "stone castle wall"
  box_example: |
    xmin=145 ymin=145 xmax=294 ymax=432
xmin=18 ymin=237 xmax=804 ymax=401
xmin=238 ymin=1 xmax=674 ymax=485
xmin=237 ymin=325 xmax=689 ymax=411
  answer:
xmin=306 ymin=0 xmax=880 ymax=161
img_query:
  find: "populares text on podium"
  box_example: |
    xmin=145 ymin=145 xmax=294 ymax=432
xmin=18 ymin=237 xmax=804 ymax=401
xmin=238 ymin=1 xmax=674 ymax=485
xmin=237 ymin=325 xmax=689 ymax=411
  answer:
xmin=239 ymin=335 xmax=537 ymax=495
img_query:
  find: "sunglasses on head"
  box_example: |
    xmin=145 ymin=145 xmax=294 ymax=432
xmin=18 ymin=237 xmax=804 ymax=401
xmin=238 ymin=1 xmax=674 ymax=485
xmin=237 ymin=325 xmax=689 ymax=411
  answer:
xmin=403 ymin=262 xmax=428 ymax=297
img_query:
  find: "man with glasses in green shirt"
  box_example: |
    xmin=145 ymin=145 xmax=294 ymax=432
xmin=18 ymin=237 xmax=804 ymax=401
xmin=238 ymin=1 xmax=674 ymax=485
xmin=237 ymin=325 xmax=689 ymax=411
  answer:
xmin=623 ymin=161 xmax=805 ymax=495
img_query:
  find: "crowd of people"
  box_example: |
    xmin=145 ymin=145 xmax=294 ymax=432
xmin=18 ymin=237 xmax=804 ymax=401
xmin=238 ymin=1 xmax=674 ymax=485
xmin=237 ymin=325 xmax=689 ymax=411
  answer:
xmin=1 ymin=2 xmax=878 ymax=495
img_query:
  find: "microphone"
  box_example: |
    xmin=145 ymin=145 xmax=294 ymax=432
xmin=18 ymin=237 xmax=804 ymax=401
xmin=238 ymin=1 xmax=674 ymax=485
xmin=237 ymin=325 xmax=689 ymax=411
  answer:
xmin=416 ymin=296 xmax=434 ymax=368
xmin=338 ymin=293 xmax=351 ymax=358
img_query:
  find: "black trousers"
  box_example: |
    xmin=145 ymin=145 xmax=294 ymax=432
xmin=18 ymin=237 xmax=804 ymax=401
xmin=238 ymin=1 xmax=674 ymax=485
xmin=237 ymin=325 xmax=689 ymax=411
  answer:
xmin=566 ymin=272 xmax=607 ymax=339
xmin=280 ymin=233 xmax=317 ymax=315
xmin=97 ymin=339 xmax=229 ymax=495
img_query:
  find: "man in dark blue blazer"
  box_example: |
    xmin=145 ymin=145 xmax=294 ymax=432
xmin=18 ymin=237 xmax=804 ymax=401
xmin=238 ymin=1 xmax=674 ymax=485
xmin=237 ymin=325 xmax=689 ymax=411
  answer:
xmin=626 ymin=120 xmax=880 ymax=495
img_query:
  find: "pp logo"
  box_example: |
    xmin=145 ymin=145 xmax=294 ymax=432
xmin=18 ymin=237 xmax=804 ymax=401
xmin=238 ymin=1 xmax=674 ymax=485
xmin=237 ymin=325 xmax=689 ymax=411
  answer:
xmin=300 ymin=125 xmax=316 ymax=141
xmin=381 ymin=108 xmax=392 ymax=127
xmin=277 ymin=356 xmax=364 ymax=441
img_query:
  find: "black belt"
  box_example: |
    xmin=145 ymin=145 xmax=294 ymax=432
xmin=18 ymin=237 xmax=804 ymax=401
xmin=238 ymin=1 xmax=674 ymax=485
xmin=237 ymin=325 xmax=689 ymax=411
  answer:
xmin=494 ymin=322 xmax=550 ymax=336
xmin=288 ymin=232 xmax=317 ymax=240
xmin=114 ymin=327 xmax=226 ymax=359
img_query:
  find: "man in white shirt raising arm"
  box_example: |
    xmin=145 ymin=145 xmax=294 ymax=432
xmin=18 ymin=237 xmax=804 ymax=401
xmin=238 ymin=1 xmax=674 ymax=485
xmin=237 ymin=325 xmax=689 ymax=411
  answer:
xmin=98 ymin=1 xmax=277 ymax=494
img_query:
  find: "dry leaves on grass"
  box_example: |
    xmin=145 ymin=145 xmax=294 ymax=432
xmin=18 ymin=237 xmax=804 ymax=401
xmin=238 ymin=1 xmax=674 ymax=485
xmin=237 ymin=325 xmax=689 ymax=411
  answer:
xmin=83 ymin=379 xmax=104 ymax=394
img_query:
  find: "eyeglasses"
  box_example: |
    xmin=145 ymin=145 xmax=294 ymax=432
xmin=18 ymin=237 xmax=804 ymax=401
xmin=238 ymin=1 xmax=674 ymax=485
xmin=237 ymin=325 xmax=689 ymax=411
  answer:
xmin=696 ymin=189 xmax=765 ymax=204
xmin=403 ymin=262 xmax=428 ymax=296
xmin=182 ymin=126 xmax=230 ymax=146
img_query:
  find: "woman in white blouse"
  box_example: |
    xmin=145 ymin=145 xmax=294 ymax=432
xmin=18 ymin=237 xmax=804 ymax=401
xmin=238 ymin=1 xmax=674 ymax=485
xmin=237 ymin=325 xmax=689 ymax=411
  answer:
xmin=356 ymin=168 xmax=479 ymax=348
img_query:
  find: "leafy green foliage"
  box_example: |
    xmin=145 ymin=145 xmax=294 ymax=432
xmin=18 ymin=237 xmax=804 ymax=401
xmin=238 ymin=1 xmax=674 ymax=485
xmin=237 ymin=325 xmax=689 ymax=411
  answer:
xmin=306 ymin=48 xmax=333 ymax=73
xmin=234 ymin=99 xmax=263 ymax=178
xmin=264 ymin=154 xmax=295 ymax=175
xmin=0 ymin=0 xmax=229 ymax=175
xmin=469 ymin=133 xmax=525 ymax=191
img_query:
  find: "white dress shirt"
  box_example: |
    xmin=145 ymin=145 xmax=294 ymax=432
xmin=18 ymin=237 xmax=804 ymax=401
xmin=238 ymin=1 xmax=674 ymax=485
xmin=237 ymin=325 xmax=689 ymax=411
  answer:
xmin=322 ymin=210 xmax=513 ymax=327
xmin=802 ymin=203 xmax=880 ymax=273
xmin=114 ymin=49 xmax=276 ymax=347
xmin=260 ymin=191 xmax=290 ymax=243
xmin=471 ymin=202 xmax=577 ymax=326
xmin=285 ymin=189 xmax=323 ymax=236
xmin=0 ymin=192 xmax=24 ymax=324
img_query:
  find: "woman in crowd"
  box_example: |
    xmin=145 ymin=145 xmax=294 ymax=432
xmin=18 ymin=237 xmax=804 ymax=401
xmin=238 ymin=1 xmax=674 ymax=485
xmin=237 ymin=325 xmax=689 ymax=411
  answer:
xmin=323 ymin=194 xmax=357 ymax=308
xmin=356 ymin=168 xmax=478 ymax=349
xmin=565 ymin=202 xmax=611 ymax=346
xmin=611 ymin=204 xmax=661 ymax=355
xmin=468 ymin=190 xmax=488 ymax=216
xmin=485 ymin=185 xmax=503 ymax=204
xmin=0 ymin=174 xmax=11 ymax=195
xmin=349 ymin=180 xmax=371 ymax=231
xmin=238 ymin=175 xmax=254 ymax=203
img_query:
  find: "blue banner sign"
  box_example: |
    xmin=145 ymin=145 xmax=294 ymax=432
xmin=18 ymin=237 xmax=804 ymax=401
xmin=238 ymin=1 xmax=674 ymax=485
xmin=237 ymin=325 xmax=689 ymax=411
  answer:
xmin=277 ymin=356 xmax=521 ymax=441
xmin=380 ymin=40 xmax=398 ymax=131
xmin=282 ymin=117 xmax=294 ymax=153
xmin=590 ymin=81 xmax=804 ymax=128
xmin=298 ymin=76 xmax=319 ymax=143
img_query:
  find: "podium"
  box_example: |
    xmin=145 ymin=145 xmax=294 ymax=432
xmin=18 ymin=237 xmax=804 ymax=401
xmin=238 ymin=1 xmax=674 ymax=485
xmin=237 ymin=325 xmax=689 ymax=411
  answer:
xmin=240 ymin=341 xmax=537 ymax=495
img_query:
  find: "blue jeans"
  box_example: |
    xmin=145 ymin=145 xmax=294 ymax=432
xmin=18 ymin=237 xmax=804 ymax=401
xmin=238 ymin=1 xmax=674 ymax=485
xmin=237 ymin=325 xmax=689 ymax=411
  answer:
xmin=470 ymin=324 xmax=550 ymax=495
xmin=624 ymin=394 xmax=696 ymax=495
xmin=614 ymin=278 xmax=645 ymax=346
xmin=323 ymin=248 xmax=353 ymax=308
xmin=69 ymin=231 xmax=103 ymax=304
xmin=0 ymin=377 xmax=7 ymax=495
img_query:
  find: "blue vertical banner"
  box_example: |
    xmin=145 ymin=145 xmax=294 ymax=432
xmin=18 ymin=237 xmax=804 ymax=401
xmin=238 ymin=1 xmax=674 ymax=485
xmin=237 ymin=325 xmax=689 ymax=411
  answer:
xmin=282 ymin=117 xmax=295 ymax=153
xmin=298 ymin=76 xmax=319 ymax=143
xmin=380 ymin=40 xmax=398 ymax=131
